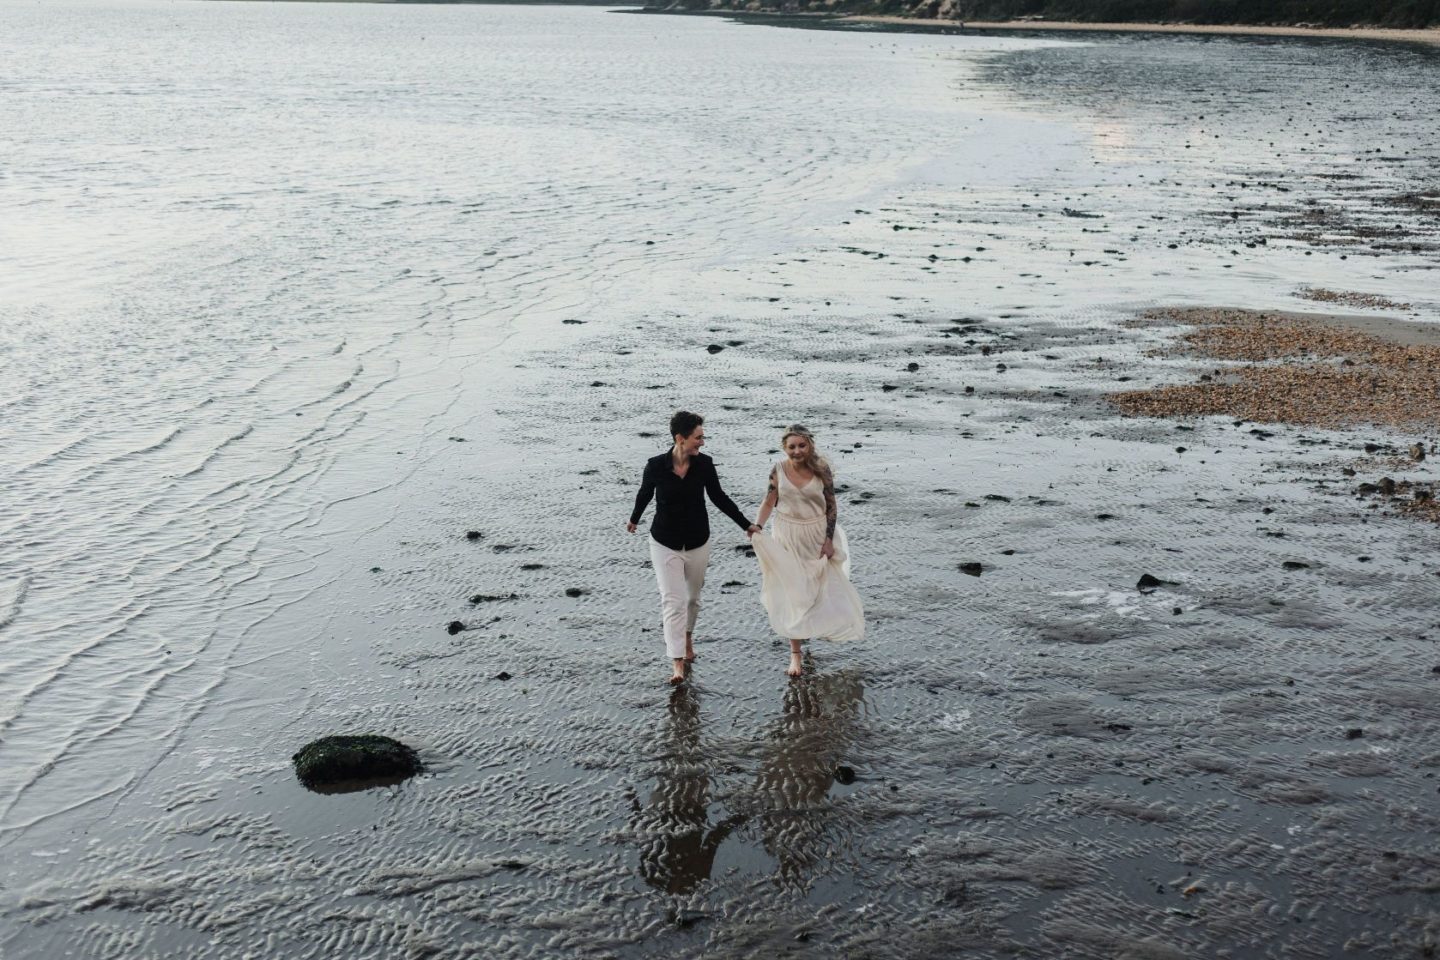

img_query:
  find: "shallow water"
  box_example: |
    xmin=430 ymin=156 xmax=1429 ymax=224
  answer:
xmin=2 ymin=3 xmax=1439 ymax=957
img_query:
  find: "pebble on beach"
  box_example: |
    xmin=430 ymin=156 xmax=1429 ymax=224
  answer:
xmin=1110 ymin=307 xmax=1440 ymax=430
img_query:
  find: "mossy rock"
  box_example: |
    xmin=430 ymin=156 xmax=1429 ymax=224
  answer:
xmin=292 ymin=735 xmax=422 ymax=792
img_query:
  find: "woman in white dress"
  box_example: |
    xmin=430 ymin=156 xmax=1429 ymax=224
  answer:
xmin=748 ymin=425 xmax=865 ymax=676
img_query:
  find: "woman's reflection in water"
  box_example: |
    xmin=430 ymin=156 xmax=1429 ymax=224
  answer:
xmin=746 ymin=669 xmax=865 ymax=890
xmin=638 ymin=684 xmax=744 ymax=894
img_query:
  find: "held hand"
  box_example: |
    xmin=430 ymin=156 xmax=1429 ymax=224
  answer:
xmin=626 ymin=521 xmax=637 ymax=534
xmin=819 ymin=538 xmax=835 ymax=560
xmin=746 ymin=524 xmax=761 ymax=539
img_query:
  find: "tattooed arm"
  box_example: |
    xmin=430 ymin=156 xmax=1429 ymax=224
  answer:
xmin=755 ymin=465 xmax=779 ymax=531
xmin=820 ymin=467 xmax=838 ymax=557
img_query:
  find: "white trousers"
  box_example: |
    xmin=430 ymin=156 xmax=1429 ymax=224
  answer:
xmin=649 ymin=537 xmax=711 ymax=660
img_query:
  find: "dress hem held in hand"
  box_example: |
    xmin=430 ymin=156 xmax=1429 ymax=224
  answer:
xmin=751 ymin=463 xmax=865 ymax=642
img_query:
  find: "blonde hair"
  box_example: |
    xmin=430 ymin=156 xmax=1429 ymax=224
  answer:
xmin=780 ymin=424 xmax=831 ymax=480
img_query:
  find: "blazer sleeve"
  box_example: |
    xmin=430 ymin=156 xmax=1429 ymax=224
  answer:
xmin=705 ymin=461 xmax=752 ymax=531
xmin=630 ymin=460 xmax=656 ymax=526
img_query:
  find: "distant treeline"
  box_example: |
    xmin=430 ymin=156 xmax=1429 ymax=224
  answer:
xmin=651 ymin=0 xmax=1440 ymax=28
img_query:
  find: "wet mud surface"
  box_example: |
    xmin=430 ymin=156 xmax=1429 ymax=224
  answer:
xmin=3 ymin=5 xmax=1440 ymax=959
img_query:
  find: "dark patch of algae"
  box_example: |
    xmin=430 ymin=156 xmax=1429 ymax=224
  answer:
xmin=292 ymin=735 xmax=422 ymax=794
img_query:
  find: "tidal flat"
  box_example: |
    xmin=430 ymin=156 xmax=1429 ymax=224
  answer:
xmin=1 ymin=3 xmax=1438 ymax=957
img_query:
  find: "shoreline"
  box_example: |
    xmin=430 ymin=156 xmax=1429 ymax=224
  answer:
xmin=638 ymin=8 xmax=1440 ymax=46
xmin=846 ymin=16 xmax=1440 ymax=46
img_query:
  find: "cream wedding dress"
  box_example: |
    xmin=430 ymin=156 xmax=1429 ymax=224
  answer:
xmin=751 ymin=462 xmax=865 ymax=642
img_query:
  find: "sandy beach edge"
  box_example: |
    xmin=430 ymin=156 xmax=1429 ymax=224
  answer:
xmin=630 ymin=7 xmax=1440 ymax=46
xmin=185 ymin=3 xmax=1440 ymax=44
xmin=842 ymin=15 xmax=1440 ymax=46
xmin=1164 ymin=305 xmax=1440 ymax=349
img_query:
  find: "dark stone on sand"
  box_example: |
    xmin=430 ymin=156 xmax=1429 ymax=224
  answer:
xmin=470 ymin=593 xmax=519 ymax=603
xmin=520 ymin=563 xmax=544 ymax=571
xmin=1358 ymin=482 xmax=1380 ymax=495
xmin=1411 ymin=443 xmax=1427 ymax=461
xmin=1282 ymin=561 xmax=1311 ymax=570
xmin=447 ymin=620 xmax=465 ymax=634
xmin=1096 ymin=513 xmax=1117 ymax=520
xmin=835 ymin=765 xmax=857 ymax=785
xmin=564 ymin=587 xmax=586 ymax=597
xmin=1418 ymin=490 xmax=1434 ymax=502
xmin=494 ymin=671 xmax=512 ymax=681
xmin=1136 ymin=573 xmax=1177 ymax=593
xmin=465 ymin=530 xmax=482 ymax=540
xmin=292 ymin=735 xmax=422 ymax=791
xmin=964 ymin=385 xmax=974 ymax=394
xmin=1379 ymin=477 xmax=1397 ymax=496
xmin=906 ymin=361 xmax=920 ymax=372
xmin=881 ymin=383 xmax=898 ymax=392
xmin=706 ymin=344 xmax=724 ymax=354
xmin=959 ymin=562 xmax=983 ymax=577
xmin=670 ymin=909 xmax=709 ymax=929
xmin=1176 ymin=446 xmax=1188 ymax=453
xmin=562 ymin=318 xmax=584 ymax=325
xmin=1345 ymin=728 xmax=1364 ymax=740
xmin=1173 ymin=607 xmax=1183 ymax=616
xmin=984 ymin=494 xmax=1011 ymax=503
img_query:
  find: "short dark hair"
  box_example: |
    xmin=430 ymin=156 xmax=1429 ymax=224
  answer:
xmin=670 ymin=410 xmax=703 ymax=439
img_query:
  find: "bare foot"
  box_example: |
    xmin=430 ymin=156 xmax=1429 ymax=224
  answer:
xmin=670 ymin=659 xmax=687 ymax=685
xmin=786 ymin=652 xmax=803 ymax=678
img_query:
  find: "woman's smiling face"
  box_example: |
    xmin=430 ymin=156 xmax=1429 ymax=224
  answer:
xmin=676 ymin=425 xmax=705 ymax=455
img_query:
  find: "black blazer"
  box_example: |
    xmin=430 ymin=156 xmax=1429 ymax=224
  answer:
xmin=631 ymin=451 xmax=751 ymax=551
